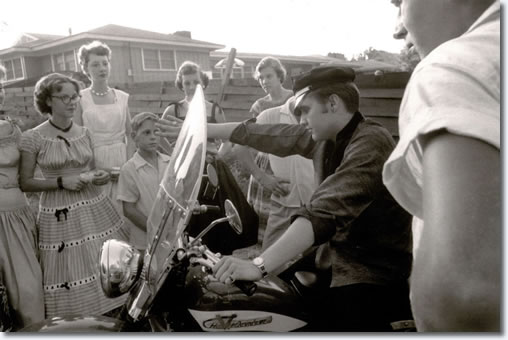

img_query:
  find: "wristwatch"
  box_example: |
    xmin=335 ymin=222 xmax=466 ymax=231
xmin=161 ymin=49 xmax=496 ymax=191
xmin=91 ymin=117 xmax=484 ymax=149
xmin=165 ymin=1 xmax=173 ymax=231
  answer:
xmin=252 ymin=257 xmax=268 ymax=278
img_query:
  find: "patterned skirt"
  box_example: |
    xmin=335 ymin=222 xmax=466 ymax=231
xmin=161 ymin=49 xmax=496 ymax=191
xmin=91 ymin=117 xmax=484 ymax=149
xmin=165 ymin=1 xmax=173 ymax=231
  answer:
xmin=38 ymin=184 xmax=129 ymax=318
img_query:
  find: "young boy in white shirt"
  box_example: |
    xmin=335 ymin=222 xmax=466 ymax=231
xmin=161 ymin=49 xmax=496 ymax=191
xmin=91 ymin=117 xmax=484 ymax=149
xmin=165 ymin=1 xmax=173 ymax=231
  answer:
xmin=117 ymin=112 xmax=171 ymax=250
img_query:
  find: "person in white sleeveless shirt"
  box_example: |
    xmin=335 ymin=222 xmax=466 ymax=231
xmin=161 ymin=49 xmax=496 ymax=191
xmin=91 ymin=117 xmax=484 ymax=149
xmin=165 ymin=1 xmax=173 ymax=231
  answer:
xmin=383 ymin=0 xmax=500 ymax=331
xmin=74 ymin=41 xmax=135 ymax=215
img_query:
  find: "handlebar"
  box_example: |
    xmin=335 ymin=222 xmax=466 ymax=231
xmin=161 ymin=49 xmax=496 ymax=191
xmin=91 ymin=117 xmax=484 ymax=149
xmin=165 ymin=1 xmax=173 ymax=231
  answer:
xmin=233 ymin=280 xmax=257 ymax=296
xmin=189 ymin=246 xmax=257 ymax=296
xmin=193 ymin=204 xmax=221 ymax=215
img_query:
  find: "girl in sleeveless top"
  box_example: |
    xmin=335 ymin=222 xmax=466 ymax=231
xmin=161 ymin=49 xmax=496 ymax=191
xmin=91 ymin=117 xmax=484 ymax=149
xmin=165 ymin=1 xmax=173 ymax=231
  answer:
xmin=161 ymin=61 xmax=226 ymax=156
xmin=0 ymin=117 xmax=44 ymax=330
xmin=74 ymin=41 xmax=135 ymax=215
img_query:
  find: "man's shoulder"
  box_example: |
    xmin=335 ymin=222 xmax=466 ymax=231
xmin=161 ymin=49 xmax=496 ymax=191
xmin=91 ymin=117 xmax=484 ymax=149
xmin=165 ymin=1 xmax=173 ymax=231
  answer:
xmin=353 ymin=118 xmax=395 ymax=148
xmin=413 ymin=18 xmax=499 ymax=81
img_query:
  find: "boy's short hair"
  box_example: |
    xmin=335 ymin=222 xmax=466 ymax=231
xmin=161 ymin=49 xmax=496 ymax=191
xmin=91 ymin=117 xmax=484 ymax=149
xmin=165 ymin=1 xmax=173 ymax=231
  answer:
xmin=131 ymin=112 xmax=159 ymax=135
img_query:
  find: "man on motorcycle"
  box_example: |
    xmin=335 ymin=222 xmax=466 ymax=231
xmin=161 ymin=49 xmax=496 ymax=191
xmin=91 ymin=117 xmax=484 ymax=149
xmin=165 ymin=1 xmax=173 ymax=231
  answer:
xmin=157 ymin=65 xmax=413 ymax=331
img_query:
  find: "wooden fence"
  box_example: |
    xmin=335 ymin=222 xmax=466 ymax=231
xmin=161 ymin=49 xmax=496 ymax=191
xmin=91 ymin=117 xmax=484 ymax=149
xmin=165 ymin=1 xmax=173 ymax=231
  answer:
xmin=0 ymin=72 xmax=409 ymax=137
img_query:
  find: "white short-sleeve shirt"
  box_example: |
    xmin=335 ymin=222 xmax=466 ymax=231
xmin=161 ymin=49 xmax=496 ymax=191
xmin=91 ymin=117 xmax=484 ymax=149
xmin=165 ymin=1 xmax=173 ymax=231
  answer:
xmin=117 ymin=151 xmax=171 ymax=249
xmin=382 ymin=1 xmax=500 ymax=252
xmin=256 ymin=98 xmax=316 ymax=207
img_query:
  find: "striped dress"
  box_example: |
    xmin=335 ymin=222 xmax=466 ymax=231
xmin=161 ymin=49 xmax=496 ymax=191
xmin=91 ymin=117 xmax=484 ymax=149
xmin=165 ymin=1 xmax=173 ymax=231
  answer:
xmin=19 ymin=127 xmax=128 ymax=318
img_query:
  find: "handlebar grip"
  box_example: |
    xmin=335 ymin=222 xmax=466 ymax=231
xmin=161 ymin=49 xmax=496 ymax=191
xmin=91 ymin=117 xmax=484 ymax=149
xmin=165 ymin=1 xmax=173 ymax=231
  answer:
xmin=194 ymin=205 xmax=221 ymax=215
xmin=203 ymin=205 xmax=221 ymax=214
xmin=234 ymin=280 xmax=257 ymax=296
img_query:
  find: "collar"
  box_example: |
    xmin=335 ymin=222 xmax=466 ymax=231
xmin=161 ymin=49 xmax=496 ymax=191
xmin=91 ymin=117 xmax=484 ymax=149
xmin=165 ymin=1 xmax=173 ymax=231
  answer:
xmin=133 ymin=151 xmax=171 ymax=170
xmin=467 ymin=1 xmax=499 ymax=33
xmin=335 ymin=111 xmax=364 ymax=143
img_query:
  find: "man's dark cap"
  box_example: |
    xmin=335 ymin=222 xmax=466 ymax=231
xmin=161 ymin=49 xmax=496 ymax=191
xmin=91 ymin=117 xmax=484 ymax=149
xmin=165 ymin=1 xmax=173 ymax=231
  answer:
xmin=293 ymin=65 xmax=356 ymax=107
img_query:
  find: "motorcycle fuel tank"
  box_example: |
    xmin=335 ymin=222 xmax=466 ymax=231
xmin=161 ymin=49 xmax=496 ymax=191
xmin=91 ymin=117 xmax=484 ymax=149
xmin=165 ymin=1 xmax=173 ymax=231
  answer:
xmin=184 ymin=265 xmax=308 ymax=332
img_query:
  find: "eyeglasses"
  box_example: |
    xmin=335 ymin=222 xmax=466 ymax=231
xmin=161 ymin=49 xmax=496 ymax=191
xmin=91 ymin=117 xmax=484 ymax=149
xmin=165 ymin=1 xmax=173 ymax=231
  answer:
xmin=51 ymin=94 xmax=81 ymax=105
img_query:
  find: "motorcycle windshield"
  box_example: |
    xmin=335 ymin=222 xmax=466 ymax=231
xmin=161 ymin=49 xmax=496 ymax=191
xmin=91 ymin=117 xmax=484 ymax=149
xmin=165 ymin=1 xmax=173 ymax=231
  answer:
xmin=144 ymin=85 xmax=207 ymax=287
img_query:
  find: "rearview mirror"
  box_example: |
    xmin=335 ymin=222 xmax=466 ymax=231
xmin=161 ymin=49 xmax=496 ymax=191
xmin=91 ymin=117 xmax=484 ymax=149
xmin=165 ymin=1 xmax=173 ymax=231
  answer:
xmin=224 ymin=199 xmax=242 ymax=234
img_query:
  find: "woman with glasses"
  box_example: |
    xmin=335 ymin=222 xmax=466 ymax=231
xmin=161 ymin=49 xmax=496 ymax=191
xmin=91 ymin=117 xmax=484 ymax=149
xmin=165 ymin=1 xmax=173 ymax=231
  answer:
xmin=74 ymin=41 xmax=134 ymax=216
xmin=18 ymin=73 xmax=128 ymax=318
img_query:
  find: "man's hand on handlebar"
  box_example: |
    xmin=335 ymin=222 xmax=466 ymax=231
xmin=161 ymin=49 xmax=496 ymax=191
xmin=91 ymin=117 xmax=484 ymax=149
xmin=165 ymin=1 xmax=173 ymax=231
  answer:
xmin=212 ymin=256 xmax=262 ymax=284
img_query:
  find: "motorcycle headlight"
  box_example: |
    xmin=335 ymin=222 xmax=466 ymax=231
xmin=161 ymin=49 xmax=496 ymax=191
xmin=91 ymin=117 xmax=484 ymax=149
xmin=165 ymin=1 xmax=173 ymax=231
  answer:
xmin=99 ymin=239 xmax=141 ymax=298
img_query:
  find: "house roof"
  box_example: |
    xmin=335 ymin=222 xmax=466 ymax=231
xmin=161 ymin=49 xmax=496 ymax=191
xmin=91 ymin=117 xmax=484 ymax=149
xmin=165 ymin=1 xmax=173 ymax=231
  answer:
xmin=12 ymin=33 xmax=65 ymax=48
xmin=210 ymin=51 xmax=333 ymax=64
xmin=0 ymin=24 xmax=224 ymax=55
xmin=87 ymin=24 xmax=223 ymax=47
xmin=211 ymin=51 xmax=403 ymax=73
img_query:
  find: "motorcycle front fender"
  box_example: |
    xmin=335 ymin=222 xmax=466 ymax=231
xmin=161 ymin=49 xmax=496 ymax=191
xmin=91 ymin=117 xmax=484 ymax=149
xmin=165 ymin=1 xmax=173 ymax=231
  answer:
xmin=20 ymin=315 xmax=124 ymax=333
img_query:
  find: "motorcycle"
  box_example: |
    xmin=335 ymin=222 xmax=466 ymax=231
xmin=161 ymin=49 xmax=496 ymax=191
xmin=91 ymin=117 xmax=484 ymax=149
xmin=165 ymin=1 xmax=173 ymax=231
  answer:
xmin=21 ymin=85 xmax=415 ymax=332
xmin=21 ymin=85 xmax=317 ymax=332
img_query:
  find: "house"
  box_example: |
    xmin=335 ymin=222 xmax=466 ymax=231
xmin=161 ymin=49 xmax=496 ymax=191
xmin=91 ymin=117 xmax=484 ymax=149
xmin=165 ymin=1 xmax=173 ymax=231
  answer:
xmin=0 ymin=24 xmax=225 ymax=87
xmin=210 ymin=51 xmax=403 ymax=88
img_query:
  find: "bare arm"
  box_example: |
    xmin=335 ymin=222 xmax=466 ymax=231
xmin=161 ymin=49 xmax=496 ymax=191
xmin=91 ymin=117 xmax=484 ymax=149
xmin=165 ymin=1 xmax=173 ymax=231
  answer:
xmin=122 ymin=201 xmax=147 ymax=232
xmin=19 ymin=151 xmax=86 ymax=192
xmin=155 ymin=116 xmax=240 ymax=141
xmin=125 ymin=107 xmax=136 ymax=159
xmin=234 ymin=144 xmax=289 ymax=196
xmin=412 ymin=132 xmax=501 ymax=331
xmin=158 ymin=105 xmax=177 ymax=154
xmin=212 ymin=216 xmax=314 ymax=282
xmin=214 ymin=105 xmax=227 ymax=124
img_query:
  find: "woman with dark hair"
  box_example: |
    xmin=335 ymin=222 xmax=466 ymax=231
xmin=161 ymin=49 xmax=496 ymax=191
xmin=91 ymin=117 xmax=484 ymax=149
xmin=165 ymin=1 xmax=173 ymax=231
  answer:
xmin=74 ymin=40 xmax=134 ymax=215
xmin=162 ymin=61 xmax=226 ymax=155
xmin=161 ymin=62 xmax=258 ymax=255
xmin=162 ymin=61 xmax=226 ymax=136
xmin=19 ymin=73 xmax=128 ymax=318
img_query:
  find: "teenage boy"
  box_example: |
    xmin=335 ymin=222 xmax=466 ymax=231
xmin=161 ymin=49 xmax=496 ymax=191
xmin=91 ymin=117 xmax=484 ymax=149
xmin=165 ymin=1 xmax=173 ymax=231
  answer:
xmin=384 ymin=0 xmax=500 ymax=331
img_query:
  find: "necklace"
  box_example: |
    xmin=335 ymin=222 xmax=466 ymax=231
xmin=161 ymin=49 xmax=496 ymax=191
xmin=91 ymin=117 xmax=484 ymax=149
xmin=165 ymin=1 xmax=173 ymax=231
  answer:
xmin=49 ymin=119 xmax=73 ymax=132
xmin=91 ymin=87 xmax=111 ymax=96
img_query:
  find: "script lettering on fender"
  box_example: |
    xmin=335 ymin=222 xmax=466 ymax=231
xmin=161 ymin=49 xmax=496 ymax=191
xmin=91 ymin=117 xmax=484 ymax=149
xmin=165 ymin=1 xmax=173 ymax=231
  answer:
xmin=203 ymin=314 xmax=273 ymax=330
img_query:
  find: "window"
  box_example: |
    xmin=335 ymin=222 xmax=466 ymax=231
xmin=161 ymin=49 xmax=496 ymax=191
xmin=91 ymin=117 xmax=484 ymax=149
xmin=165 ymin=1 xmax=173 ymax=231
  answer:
xmin=3 ymin=58 xmax=24 ymax=80
xmin=232 ymin=66 xmax=244 ymax=79
xmin=52 ymin=50 xmax=76 ymax=71
xmin=64 ymin=51 xmax=76 ymax=71
xmin=142 ymin=49 xmax=176 ymax=70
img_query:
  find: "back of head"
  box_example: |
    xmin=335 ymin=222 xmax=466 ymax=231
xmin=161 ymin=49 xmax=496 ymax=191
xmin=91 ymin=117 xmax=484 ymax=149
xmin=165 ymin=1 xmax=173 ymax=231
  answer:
xmin=131 ymin=111 xmax=159 ymax=135
xmin=254 ymin=56 xmax=287 ymax=83
xmin=293 ymin=65 xmax=360 ymax=113
xmin=78 ymin=41 xmax=112 ymax=75
xmin=175 ymin=61 xmax=209 ymax=91
xmin=34 ymin=73 xmax=80 ymax=115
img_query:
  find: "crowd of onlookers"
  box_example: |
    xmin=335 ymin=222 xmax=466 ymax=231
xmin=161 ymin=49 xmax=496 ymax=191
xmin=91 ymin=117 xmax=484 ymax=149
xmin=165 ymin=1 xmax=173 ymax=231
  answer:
xmin=0 ymin=0 xmax=500 ymax=332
